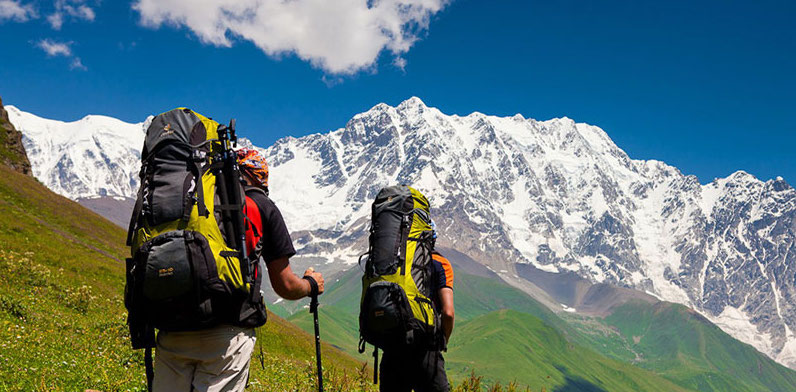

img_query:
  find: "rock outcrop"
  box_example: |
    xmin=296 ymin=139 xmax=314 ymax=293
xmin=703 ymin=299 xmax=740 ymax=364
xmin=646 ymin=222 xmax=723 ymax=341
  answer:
xmin=0 ymin=96 xmax=32 ymax=175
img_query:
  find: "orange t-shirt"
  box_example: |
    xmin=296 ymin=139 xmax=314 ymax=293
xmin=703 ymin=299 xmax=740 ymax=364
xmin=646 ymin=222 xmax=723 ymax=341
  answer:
xmin=431 ymin=251 xmax=454 ymax=290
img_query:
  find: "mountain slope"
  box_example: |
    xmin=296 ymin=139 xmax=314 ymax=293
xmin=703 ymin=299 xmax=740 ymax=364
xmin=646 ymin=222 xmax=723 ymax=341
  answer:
xmin=601 ymin=301 xmax=796 ymax=392
xmin=287 ymin=251 xmax=569 ymax=358
xmin=287 ymin=268 xmax=694 ymax=390
xmin=447 ymin=310 xmax=690 ymax=392
xmin=0 ymin=164 xmax=373 ymax=391
xmin=9 ymin=98 xmax=796 ymax=369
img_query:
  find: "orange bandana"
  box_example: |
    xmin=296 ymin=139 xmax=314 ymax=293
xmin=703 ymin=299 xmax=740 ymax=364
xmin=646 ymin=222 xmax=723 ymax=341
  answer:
xmin=236 ymin=148 xmax=269 ymax=188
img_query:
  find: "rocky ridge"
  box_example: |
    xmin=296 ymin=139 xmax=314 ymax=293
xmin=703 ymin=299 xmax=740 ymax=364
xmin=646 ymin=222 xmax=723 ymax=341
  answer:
xmin=0 ymin=97 xmax=32 ymax=175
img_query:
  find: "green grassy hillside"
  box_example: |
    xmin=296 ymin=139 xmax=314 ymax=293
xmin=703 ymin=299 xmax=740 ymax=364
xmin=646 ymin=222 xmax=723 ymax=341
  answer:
xmin=0 ymin=164 xmax=374 ymax=391
xmin=288 ymin=265 xmax=568 ymax=358
xmin=288 ymin=267 xmax=686 ymax=390
xmin=600 ymin=301 xmax=796 ymax=392
xmin=452 ymin=270 xmax=559 ymax=326
xmin=289 ymin=267 xmax=367 ymax=357
xmin=447 ymin=310 xmax=690 ymax=392
xmin=287 ymin=260 xmax=796 ymax=391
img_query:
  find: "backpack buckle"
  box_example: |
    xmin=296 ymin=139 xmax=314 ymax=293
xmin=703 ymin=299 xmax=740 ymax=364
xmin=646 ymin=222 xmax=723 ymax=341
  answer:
xmin=192 ymin=150 xmax=207 ymax=162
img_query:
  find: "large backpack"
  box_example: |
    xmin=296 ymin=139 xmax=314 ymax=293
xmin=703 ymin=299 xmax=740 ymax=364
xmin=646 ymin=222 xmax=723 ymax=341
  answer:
xmin=358 ymin=185 xmax=440 ymax=358
xmin=124 ymin=108 xmax=267 ymax=362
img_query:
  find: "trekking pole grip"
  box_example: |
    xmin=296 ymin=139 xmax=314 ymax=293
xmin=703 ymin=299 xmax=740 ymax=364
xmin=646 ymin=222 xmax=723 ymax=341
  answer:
xmin=303 ymin=275 xmax=319 ymax=313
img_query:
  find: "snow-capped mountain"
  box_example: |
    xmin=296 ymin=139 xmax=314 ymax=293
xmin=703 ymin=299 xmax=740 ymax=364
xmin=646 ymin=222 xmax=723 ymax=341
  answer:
xmin=258 ymin=98 xmax=796 ymax=369
xmin=5 ymin=105 xmax=146 ymax=200
xmin=8 ymin=98 xmax=796 ymax=369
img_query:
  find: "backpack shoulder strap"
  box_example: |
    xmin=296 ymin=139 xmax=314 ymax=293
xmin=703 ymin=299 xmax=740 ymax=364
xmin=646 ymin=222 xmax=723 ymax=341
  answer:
xmin=126 ymin=163 xmax=146 ymax=247
xmin=244 ymin=194 xmax=263 ymax=258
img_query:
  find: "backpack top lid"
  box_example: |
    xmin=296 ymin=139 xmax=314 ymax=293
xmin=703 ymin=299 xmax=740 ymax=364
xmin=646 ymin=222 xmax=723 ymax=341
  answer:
xmin=142 ymin=108 xmax=216 ymax=159
xmin=374 ymin=185 xmax=430 ymax=214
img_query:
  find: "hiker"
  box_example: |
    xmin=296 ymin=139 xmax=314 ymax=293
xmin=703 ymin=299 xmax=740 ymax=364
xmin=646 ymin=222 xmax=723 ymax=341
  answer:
xmin=359 ymin=185 xmax=455 ymax=392
xmin=125 ymin=108 xmax=323 ymax=392
xmin=380 ymin=248 xmax=454 ymax=392
xmin=151 ymin=148 xmax=325 ymax=392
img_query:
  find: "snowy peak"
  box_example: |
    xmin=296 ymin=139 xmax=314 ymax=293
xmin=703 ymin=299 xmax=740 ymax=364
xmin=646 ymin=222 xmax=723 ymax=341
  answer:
xmin=6 ymin=105 xmax=145 ymax=199
xmin=7 ymin=106 xmax=143 ymax=146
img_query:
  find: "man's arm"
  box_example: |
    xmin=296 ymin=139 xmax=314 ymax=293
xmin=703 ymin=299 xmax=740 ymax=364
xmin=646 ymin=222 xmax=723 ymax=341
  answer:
xmin=438 ymin=286 xmax=454 ymax=343
xmin=267 ymin=257 xmax=325 ymax=300
xmin=249 ymin=192 xmax=324 ymax=300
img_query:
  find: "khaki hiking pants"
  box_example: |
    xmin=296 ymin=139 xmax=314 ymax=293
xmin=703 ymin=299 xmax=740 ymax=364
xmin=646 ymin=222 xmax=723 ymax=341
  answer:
xmin=153 ymin=325 xmax=256 ymax=392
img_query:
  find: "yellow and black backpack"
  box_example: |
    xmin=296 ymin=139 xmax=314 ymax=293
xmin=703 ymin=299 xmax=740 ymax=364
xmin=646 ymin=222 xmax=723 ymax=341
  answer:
xmin=358 ymin=185 xmax=441 ymax=373
xmin=124 ymin=108 xmax=266 ymax=387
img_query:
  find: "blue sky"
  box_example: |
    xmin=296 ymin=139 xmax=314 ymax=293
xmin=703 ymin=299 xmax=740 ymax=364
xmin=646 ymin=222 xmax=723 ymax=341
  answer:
xmin=1 ymin=0 xmax=794 ymax=184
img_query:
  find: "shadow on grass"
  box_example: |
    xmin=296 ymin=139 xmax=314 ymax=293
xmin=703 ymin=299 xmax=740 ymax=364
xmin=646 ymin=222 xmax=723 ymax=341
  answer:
xmin=552 ymin=365 xmax=607 ymax=392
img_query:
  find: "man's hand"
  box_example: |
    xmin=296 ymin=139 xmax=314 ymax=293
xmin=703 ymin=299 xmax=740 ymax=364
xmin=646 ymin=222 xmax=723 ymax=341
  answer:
xmin=267 ymin=257 xmax=325 ymax=300
xmin=303 ymin=267 xmax=325 ymax=295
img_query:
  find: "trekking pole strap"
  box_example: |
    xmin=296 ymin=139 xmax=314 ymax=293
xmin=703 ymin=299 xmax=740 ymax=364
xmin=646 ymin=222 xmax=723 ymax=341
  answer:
xmin=303 ymin=275 xmax=320 ymax=312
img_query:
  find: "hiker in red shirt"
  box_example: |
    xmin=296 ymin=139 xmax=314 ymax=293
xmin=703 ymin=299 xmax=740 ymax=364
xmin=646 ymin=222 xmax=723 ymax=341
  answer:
xmin=152 ymin=148 xmax=324 ymax=392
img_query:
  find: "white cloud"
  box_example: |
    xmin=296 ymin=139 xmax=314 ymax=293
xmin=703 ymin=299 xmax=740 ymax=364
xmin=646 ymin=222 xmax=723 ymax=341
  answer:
xmin=46 ymin=11 xmax=62 ymax=29
xmin=35 ymin=38 xmax=87 ymax=70
xmin=0 ymin=0 xmax=36 ymax=22
xmin=133 ymin=0 xmax=450 ymax=74
xmin=69 ymin=57 xmax=87 ymax=71
xmin=393 ymin=56 xmax=407 ymax=72
xmin=48 ymin=0 xmax=95 ymax=30
xmin=37 ymin=39 xmax=73 ymax=57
